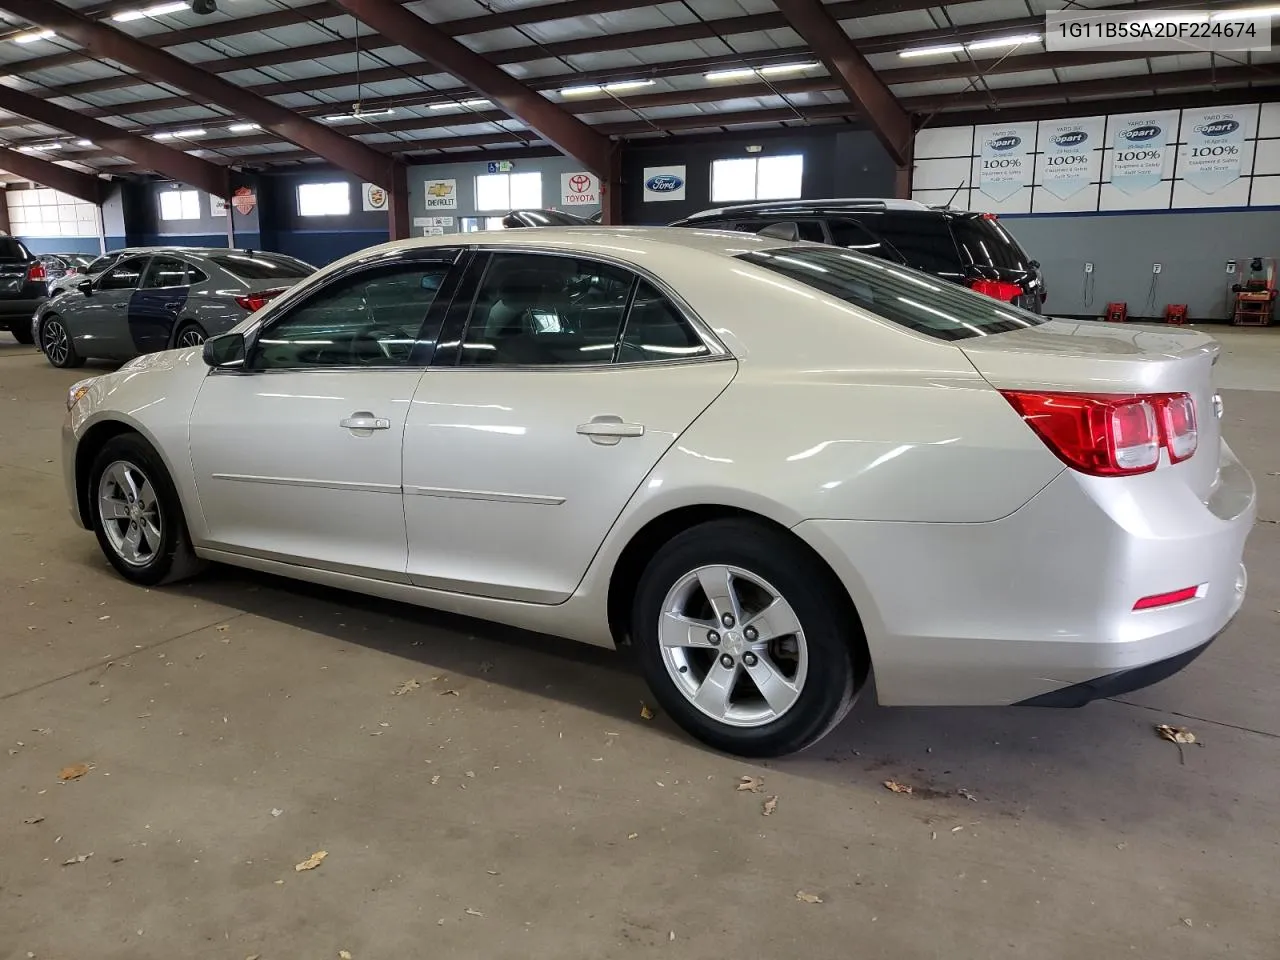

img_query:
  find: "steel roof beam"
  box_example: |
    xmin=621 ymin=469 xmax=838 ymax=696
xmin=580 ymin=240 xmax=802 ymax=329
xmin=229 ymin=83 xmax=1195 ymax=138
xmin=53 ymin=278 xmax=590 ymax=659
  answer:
xmin=773 ymin=0 xmax=911 ymax=165
xmin=326 ymin=0 xmax=615 ymax=176
xmin=0 ymin=0 xmax=404 ymax=194
xmin=0 ymin=83 xmax=228 ymax=197
xmin=0 ymin=147 xmax=102 ymax=204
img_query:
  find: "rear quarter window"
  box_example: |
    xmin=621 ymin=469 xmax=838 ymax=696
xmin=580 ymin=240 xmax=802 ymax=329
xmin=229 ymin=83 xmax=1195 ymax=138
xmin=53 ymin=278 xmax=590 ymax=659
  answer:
xmin=736 ymin=247 xmax=1045 ymax=342
xmin=948 ymin=216 xmax=1033 ymax=272
xmin=210 ymin=253 xmax=314 ymax=281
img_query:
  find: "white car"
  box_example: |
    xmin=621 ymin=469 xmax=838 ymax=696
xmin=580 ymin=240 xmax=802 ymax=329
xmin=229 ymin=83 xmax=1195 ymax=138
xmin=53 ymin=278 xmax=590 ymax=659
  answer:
xmin=62 ymin=228 xmax=1254 ymax=756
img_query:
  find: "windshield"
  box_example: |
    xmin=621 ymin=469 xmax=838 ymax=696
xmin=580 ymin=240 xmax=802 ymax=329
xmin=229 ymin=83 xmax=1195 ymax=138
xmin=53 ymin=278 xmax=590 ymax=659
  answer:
xmin=736 ymin=247 xmax=1046 ymax=341
xmin=210 ymin=253 xmax=314 ymax=281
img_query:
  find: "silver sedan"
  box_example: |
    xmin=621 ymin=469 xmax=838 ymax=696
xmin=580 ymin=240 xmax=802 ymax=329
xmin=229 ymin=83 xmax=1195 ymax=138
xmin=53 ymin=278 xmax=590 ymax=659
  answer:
xmin=34 ymin=248 xmax=314 ymax=368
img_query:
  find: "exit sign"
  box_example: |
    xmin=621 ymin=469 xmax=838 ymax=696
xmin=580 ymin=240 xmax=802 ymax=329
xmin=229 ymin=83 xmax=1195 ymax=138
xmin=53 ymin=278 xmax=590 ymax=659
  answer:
xmin=487 ymin=160 xmax=514 ymax=173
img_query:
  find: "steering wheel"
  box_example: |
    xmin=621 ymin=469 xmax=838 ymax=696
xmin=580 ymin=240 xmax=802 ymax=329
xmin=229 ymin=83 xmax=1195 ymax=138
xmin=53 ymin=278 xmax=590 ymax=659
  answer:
xmin=348 ymin=323 xmax=411 ymax=364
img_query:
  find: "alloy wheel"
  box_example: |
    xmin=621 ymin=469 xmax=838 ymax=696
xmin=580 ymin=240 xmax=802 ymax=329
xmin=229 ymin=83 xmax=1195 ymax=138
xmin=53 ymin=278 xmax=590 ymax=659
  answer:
xmin=43 ymin=319 xmax=69 ymax=366
xmin=658 ymin=564 xmax=809 ymax=728
xmin=97 ymin=460 xmax=163 ymax=568
xmin=176 ymin=327 xmax=205 ymax=347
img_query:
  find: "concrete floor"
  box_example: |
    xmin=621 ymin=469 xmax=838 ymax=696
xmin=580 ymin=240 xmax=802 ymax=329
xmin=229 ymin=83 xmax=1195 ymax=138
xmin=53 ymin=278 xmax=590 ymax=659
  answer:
xmin=1 ymin=326 xmax=1278 ymax=960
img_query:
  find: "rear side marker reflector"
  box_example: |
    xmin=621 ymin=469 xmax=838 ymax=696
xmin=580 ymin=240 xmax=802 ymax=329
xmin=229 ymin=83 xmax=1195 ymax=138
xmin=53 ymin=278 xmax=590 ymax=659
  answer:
xmin=1000 ymin=391 xmax=1198 ymax=477
xmin=1133 ymin=584 xmax=1205 ymax=610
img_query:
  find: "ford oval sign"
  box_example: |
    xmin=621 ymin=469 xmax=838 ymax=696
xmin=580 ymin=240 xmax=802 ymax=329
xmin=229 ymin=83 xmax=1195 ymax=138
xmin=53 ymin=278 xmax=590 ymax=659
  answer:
xmin=988 ymin=135 xmax=1021 ymax=152
xmin=1052 ymin=131 xmax=1088 ymax=148
xmin=646 ymin=173 xmax=683 ymax=192
xmin=1122 ymin=125 xmax=1162 ymax=143
xmin=1196 ymin=119 xmax=1239 ymax=137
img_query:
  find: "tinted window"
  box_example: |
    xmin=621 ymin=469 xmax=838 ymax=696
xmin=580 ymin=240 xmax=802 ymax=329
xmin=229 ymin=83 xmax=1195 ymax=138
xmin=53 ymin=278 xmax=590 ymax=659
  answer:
xmin=98 ymin=257 xmax=147 ymax=291
xmin=827 ymin=219 xmax=901 ymax=261
xmin=0 ymin=237 xmax=31 ymax=261
xmin=736 ymin=247 xmax=1045 ymax=342
xmin=210 ymin=253 xmax=313 ymax=281
xmin=141 ymin=255 xmax=189 ymax=288
xmin=85 ymin=255 xmax=118 ymax=275
xmin=459 ymin=253 xmax=632 ymax=367
xmin=948 ymin=216 xmax=1032 ymax=272
xmin=253 ymin=263 xmax=451 ymax=369
xmin=751 ymin=220 xmax=825 ymax=243
xmin=618 ymin=281 xmax=710 ymax=363
xmin=856 ymin=213 xmax=964 ymax=278
xmin=187 ymin=265 xmax=209 ymax=284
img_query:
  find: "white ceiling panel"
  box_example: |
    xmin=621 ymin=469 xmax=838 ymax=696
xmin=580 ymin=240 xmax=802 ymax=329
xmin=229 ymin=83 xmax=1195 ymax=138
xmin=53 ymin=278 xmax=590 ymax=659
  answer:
xmin=842 ymin=10 xmax=942 ymax=39
xmin=942 ymin=0 xmax=1037 ymax=26
xmin=1053 ymin=61 xmax=1151 ymax=83
xmin=892 ymin=77 xmax=983 ymax=97
xmin=982 ymin=69 xmax=1063 ymax=88
xmin=1149 ymin=53 xmax=1214 ymax=72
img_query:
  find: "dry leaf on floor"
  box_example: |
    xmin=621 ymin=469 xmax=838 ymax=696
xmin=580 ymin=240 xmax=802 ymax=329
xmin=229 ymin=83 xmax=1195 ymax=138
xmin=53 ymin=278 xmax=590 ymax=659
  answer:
xmin=33 ymin=728 xmax=51 ymax=735
xmin=392 ymin=679 xmax=420 ymax=696
xmin=430 ymin=775 xmax=440 ymax=785
xmin=23 ymin=816 xmax=44 ymax=825
xmin=883 ymin=779 xmax=913 ymax=795
xmin=737 ymin=775 xmax=765 ymax=793
xmin=62 ymin=853 xmax=93 ymax=866
xmin=1182 ymin=918 xmax=1193 ymax=927
xmin=59 ymin=763 xmax=91 ymax=781
xmin=271 ymin=808 xmax=283 ymax=818
xmin=762 ymin=796 xmax=778 ymax=816
xmin=957 ymin=789 xmax=978 ymax=802
xmin=1156 ymin=724 xmax=1197 ymax=745
xmin=216 ymin=625 xmax=230 ymax=632
xmin=640 ymin=702 xmax=654 ymax=720
xmin=246 ymin=954 xmax=260 ymax=960
xmin=340 ymin=951 xmax=353 ymax=959
xmin=464 ymin=908 xmax=484 ymax=918
xmin=795 ymin=891 xmax=823 ymax=904
xmin=294 ymin=850 xmax=328 ymax=872
xmin=441 ymin=689 xmax=460 ymax=697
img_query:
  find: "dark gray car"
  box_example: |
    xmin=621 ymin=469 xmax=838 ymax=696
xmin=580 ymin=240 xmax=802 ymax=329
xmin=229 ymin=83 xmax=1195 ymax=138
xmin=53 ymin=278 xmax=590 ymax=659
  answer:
xmin=34 ymin=248 xmax=315 ymax=368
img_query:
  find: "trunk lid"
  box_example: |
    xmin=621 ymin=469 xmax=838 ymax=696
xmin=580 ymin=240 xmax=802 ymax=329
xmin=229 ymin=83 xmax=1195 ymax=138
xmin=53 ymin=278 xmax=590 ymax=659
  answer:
xmin=959 ymin=319 xmax=1221 ymax=499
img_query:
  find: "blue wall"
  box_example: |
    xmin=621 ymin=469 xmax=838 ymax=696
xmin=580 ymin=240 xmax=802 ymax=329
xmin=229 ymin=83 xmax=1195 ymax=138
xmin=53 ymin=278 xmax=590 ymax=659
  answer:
xmin=258 ymin=172 xmax=388 ymax=266
xmin=18 ymin=236 xmax=102 ymax=255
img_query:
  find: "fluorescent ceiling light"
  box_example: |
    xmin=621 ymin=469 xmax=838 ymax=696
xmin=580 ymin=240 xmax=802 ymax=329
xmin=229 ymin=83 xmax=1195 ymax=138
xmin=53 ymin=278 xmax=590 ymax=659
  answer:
xmin=20 ymin=143 xmax=62 ymax=151
xmin=174 ymin=127 xmax=206 ymax=137
xmin=323 ymin=107 xmax=394 ymax=121
xmin=431 ymin=98 xmax=491 ymax=109
xmin=112 ymin=1 xmax=187 ymax=22
xmin=1210 ymin=5 xmax=1280 ymax=18
xmin=12 ymin=29 xmax=56 ymax=43
xmin=757 ymin=61 xmax=821 ymax=76
xmin=459 ymin=98 xmax=491 ymax=107
xmin=705 ymin=68 xmax=756 ymax=81
xmin=76 ymin=139 xmax=92 ymax=146
xmin=898 ymin=43 xmax=966 ymax=57
xmin=965 ymin=33 xmax=1041 ymax=50
xmin=559 ymin=84 xmax=603 ymax=96
xmin=602 ymin=79 xmax=654 ymax=92
xmin=152 ymin=132 xmax=175 ymax=140
xmin=228 ymin=122 xmax=260 ymax=132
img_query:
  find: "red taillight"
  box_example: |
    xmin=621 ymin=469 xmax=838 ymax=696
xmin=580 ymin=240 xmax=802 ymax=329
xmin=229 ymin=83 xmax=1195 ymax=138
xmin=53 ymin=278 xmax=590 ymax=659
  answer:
xmin=1000 ymin=391 xmax=1197 ymax=476
xmin=234 ymin=286 xmax=289 ymax=312
xmin=1133 ymin=585 xmax=1202 ymax=610
xmin=968 ymin=278 xmax=1023 ymax=303
xmin=27 ymin=262 xmax=46 ymax=282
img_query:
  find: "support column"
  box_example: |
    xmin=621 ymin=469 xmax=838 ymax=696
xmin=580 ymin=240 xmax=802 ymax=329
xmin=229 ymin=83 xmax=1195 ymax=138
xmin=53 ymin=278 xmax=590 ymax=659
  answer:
xmin=387 ymin=161 xmax=410 ymax=241
xmin=894 ymin=131 xmax=914 ymax=200
xmin=601 ymin=145 xmax=622 ymax=225
xmin=0 ymin=190 xmax=10 ymax=236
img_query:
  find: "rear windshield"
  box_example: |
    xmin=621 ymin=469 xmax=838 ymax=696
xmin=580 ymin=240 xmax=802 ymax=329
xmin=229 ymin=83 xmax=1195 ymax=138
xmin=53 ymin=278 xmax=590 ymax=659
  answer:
xmin=209 ymin=253 xmax=313 ymax=281
xmin=852 ymin=213 xmax=964 ymax=278
xmin=736 ymin=247 xmax=1046 ymax=341
xmin=948 ymin=216 xmax=1032 ymax=272
xmin=0 ymin=237 xmax=31 ymax=261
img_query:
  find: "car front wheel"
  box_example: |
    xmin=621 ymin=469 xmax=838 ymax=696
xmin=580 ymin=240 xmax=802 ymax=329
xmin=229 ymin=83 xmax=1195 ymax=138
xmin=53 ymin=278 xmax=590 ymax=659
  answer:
xmin=631 ymin=518 xmax=863 ymax=757
xmin=89 ymin=434 xmax=204 ymax=586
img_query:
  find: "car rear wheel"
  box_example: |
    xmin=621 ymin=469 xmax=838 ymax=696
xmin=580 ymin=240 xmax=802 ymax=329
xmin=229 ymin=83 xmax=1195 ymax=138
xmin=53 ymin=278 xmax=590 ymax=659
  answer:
xmin=89 ymin=434 xmax=204 ymax=586
xmin=173 ymin=323 xmax=207 ymax=349
xmin=9 ymin=323 xmax=33 ymax=345
xmin=631 ymin=518 xmax=863 ymax=757
xmin=40 ymin=315 xmax=84 ymax=368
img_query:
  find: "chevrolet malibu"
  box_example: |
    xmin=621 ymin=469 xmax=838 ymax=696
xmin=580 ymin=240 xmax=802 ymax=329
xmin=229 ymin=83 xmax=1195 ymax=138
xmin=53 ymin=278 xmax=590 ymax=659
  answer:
xmin=61 ymin=228 xmax=1254 ymax=756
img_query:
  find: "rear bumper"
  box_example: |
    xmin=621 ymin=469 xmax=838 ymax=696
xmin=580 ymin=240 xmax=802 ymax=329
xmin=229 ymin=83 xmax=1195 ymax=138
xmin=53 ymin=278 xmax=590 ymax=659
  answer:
xmin=794 ymin=439 xmax=1255 ymax=706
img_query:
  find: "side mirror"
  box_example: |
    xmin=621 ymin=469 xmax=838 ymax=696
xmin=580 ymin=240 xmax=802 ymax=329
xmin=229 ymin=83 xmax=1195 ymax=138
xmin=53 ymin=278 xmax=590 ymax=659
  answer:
xmin=1028 ymin=259 xmax=1042 ymax=270
xmin=202 ymin=331 xmax=246 ymax=368
xmin=77 ymin=278 xmax=93 ymax=295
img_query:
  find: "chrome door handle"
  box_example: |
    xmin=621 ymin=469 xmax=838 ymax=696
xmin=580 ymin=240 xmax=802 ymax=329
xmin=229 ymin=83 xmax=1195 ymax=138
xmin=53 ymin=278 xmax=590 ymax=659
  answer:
xmin=164 ymin=301 xmax=181 ymax=312
xmin=577 ymin=416 xmax=644 ymax=445
xmin=340 ymin=415 xmax=391 ymax=431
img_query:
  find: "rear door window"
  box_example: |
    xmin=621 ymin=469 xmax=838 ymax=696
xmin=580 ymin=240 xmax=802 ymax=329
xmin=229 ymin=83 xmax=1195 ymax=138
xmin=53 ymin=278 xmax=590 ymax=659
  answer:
xmin=141 ymin=255 xmax=189 ymax=289
xmin=736 ymin=247 xmax=1045 ymax=341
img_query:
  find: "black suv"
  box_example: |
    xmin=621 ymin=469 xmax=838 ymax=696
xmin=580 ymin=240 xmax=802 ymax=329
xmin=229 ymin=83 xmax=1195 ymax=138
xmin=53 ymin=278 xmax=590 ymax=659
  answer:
xmin=669 ymin=199 xmax=1046 ymax=313
xmin=0 ymin=236 xmax=48 ymax=343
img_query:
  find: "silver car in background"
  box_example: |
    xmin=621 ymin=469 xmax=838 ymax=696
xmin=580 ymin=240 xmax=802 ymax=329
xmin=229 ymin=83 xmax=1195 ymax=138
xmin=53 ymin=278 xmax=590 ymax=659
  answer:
xmin=35 ymin=248 xmax=315 ymax=368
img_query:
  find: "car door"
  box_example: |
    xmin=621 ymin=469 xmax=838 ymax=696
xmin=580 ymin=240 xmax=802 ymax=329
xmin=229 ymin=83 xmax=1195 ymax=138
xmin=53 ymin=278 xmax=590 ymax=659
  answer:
xmin=188 ymin=251 xmax=462 ymax=579
xmin=129 ymin=254 xmax=191 ymax=354
xmin=402 ymin=250 xmax=737 ymax=604
xmin=71 ymin=255 xmax=150 ymax=358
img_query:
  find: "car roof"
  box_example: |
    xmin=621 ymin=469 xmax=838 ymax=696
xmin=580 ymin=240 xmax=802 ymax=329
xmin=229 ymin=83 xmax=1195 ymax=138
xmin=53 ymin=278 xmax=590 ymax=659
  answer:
xmin=677 ymin=198 xmax=939 ymax=221
xmin=332 ymin=225 xmax=793 ymax=268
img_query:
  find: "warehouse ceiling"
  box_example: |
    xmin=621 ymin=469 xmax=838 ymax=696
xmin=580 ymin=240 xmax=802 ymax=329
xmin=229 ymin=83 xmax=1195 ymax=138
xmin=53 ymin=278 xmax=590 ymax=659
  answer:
xmin=0 ymin=0 xmax=1276 ymax=180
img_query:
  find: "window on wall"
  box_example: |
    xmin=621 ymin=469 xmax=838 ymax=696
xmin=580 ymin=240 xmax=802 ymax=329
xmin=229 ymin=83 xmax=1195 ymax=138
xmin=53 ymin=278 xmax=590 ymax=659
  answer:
xmin=710 ymin=155 xmax=804 ymax=203
xmin=297 ymin=181 xmax=351 ymax=217
xmin=474 ymin=172 xmax=542 ymax=212
xmin=6 ymin=188 xmax=100 ymax=238
xmin=159 ymin=189 xmax=201 ymax=221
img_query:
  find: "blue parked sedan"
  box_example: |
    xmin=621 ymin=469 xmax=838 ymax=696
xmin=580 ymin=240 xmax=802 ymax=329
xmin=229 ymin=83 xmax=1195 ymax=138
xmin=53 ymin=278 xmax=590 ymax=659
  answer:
xmin=34 ymin=247 xmax=315 ymax=368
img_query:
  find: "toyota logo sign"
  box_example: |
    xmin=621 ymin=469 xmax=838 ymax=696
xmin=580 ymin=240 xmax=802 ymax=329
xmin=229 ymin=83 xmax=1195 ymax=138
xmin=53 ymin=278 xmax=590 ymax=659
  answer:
xmin=569 ymin=174 xmax=591 ymax=194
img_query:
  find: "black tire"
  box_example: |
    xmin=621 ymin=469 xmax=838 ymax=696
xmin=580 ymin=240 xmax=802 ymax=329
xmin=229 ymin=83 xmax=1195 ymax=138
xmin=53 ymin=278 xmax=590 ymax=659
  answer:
xmin=40 ymin=315 xmax=85 ymax=368
xmin=9 ymin=323 xmax=33 ymax=345
xmin=630 ymin=518 xmax=864 ymax=757
xmin=172 ymin=322 xmax=207 ymax=349
xmin=88 ymin=433 xmax=205 ymax=586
